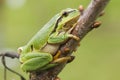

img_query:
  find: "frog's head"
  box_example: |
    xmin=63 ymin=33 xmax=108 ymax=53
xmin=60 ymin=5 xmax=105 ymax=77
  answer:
xmin=61 ymin=8 xmax=79 ymax=16
xmin=56 ymin=8 xmax=80 ymax=31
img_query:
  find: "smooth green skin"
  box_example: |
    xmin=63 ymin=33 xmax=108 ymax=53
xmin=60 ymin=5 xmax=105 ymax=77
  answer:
xmin=18 ymin=8 xmax=80 ymax=72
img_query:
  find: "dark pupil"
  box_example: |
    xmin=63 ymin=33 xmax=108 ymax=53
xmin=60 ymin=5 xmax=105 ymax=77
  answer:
xmin=63 ymin=12 xmax=68 ymax=17
xmin=31 ymin=45 xmax=33 ymax=51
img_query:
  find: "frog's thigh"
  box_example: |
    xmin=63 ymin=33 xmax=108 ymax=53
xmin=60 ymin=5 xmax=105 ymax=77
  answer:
xmin=21 ymin=52 xmax=52 ymax=72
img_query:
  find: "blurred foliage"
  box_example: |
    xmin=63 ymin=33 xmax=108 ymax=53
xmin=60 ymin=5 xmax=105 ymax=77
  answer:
xmin=0 ymin=0 xmax=120 ymax=80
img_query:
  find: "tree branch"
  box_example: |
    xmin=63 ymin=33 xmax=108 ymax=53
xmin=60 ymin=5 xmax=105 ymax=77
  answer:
xmin=0 ymin=51 xmax=19 ymax=58
xmin=0 ymin=51 xmax=26 ymax=80
xmin=30 ymin=0 xmax=110 ymax=80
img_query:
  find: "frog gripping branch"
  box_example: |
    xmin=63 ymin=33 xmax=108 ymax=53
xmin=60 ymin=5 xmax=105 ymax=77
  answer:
xmin=18 ymin=8 xmax=80 ymax=72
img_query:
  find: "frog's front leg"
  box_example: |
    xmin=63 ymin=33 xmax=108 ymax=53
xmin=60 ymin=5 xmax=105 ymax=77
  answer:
xmin=48 ymin=32 xmax=79 ymax=44
xmin=20 ymin=51 xmax=53 ymax=72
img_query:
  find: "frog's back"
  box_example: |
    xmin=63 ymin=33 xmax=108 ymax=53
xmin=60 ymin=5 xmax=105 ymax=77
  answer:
xmin=26 ymin=14 xmax=60 ymax=51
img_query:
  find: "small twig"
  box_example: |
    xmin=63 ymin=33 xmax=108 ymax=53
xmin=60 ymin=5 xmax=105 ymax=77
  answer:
xmin=4 ymin=67 xmax=7 ymax=80
xmin=0 ymin=52 xmax=26 ymax=80
xmin=0 ymin=52 xmax=19 ymax=58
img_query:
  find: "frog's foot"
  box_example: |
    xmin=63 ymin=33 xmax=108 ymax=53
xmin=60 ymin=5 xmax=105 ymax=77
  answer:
xmin=68 ymin=34 xmax=80 ymax=41
xmin=53 ymin=56 xmax=74 ymax=64
xmin=54 ymin=50 xmax=75 ymax=63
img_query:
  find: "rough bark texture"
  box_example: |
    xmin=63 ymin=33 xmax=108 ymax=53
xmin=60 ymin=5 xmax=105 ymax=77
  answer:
xmin=30 ymin=0 xmax=110 ymax=80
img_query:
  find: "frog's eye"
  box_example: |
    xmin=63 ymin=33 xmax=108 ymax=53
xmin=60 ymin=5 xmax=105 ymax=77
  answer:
xmin=17 ymin=47 xmax=23 ymax=54
xmin=30 ymin=45 xmax=34 ymax=51
xmin=62 ymin=11 xmax=68 ymax=17
xmin=62 ymin=10 xmax=75 ymax=17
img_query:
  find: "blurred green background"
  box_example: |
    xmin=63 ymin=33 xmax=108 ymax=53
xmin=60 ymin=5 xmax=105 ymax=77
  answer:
xmin=0 ymin=0 xmax=120 ymax=80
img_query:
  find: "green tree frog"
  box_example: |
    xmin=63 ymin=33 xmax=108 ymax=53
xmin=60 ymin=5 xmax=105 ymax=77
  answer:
xmin=18 ymin=8 xmax=80 ymax=72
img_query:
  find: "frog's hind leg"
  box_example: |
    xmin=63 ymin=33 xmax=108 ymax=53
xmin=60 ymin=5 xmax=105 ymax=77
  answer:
xmin=67 ymin=34 xmax=80 ymax=40
xmin=21 ymin=52 xmax=53 ymax=72
xmin=40 ymin=51 xmax=74 ymax=71
xmin=53 ymin=50 xmax=75 ymax=64
xmin=53 ymin=56 xmax=74 ymax=64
